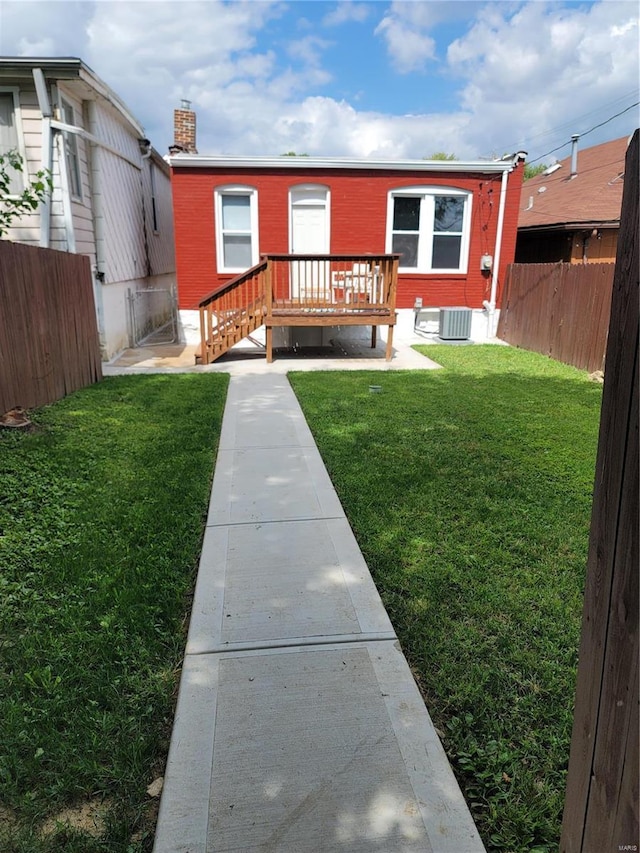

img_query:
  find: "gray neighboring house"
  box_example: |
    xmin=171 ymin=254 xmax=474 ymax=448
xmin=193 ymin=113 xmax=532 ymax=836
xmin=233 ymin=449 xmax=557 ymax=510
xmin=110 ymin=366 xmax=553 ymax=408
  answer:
xmin=0 ymin=57 xmax=176 ymax=359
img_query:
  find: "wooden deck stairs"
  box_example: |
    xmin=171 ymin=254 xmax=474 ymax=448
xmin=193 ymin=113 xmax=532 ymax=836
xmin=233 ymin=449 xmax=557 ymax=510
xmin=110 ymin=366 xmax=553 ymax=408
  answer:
xmin=196 ymin=254 xmax=399 ymax=364
xmin=197 ymin=299 xmax=265 ymax=363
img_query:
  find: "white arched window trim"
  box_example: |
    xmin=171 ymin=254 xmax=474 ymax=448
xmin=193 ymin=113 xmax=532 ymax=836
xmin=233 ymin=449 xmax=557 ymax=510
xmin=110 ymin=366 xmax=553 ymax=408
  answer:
xmin=214 ymin=185 xmax=259 ymax=274
xmin=385 ymin=187 xmax=473 ymax=274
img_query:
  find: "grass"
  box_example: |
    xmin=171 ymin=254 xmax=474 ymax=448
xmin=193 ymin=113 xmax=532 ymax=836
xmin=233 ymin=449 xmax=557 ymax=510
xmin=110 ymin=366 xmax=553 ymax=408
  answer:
xmin=0 ymin=374 xmax=228 ymax=852
xmin=289 ymin=345 xmax=603 ymax=853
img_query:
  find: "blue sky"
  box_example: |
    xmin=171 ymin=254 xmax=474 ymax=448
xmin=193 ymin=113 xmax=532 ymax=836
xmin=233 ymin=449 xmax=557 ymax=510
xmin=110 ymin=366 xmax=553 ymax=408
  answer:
xmin=1 ymin=1 xmax=638 ymax=163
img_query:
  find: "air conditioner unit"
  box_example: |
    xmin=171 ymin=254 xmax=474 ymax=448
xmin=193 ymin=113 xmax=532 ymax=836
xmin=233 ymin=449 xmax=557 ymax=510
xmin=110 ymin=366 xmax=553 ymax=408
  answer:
xmin=439 ymin=307 xmax=472 ymax=340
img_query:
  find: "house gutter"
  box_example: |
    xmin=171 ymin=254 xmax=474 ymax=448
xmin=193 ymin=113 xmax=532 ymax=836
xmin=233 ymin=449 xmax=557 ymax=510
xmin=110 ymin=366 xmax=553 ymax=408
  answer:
xmin=519 ymin=220 xmax=619 ymax=234
xmin=1 ymin=57 xmax=145 ymax=138
xmin=32 ymin=67 xmax=53 ymax=248
xmin=169 ymin=154 xmax=519 ymax=174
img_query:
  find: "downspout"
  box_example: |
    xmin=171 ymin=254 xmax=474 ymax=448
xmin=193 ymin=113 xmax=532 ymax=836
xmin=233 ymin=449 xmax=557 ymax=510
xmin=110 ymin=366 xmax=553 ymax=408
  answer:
xmin=32 ymin=68 xmax=52 ymax=248
xmin=55 ymin=129 xmax=76 ymax=253
xmin=48 ymin=82 xmax=76 ymax=254
xmin=139 ymin=140 xmax=152 ymax=279
xmin=86 ymin=100 xmax=106 ymax=354
xmin=483 ymin=166 xmax=509 ymax=338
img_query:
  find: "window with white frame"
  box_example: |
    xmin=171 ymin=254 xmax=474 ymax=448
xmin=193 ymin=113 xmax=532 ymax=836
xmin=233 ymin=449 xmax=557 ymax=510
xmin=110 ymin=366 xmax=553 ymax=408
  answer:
xmin=387 ymin=188 xmax=472 ymax=273
xmin=0 ymin=89 xmax=25 ymax=194
xmin=214 ymin=186 xmax=259 ymax=273
xmin=61 ymin=99 xmax=82 ymax=200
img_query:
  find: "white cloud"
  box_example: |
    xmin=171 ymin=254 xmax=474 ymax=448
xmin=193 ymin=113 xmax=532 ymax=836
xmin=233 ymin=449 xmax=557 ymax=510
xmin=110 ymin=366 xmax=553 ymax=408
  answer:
xmin=287 ymin=35 xmax=332 ymax=70
xmin=374 ymin=4 xmax=437 ymax=73
xmin=1 ymin=0 xmax=94 ymax=57
xmin=447 ymin=1 xmax=640 ymax=157
xmin=373 ymin=0 xmax=489 ymax=73
xmin=17 ymin=36 xmax=57 ymax=54
xmin=0 ymin=1 xmax=637 ymax=162
xmin=323 ymin=2 xmax=371 ymax=27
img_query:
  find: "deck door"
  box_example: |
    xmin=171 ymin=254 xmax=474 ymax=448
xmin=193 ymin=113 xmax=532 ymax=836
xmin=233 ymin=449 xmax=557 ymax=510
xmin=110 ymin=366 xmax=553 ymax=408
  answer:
xmin=289 ymin=187 xmax=330 ymax=300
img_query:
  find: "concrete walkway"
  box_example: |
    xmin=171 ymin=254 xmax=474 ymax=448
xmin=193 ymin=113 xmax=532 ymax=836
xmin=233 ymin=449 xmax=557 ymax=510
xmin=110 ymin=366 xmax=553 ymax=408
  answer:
xmin=152 ymin=369 xmax=486 ymax=853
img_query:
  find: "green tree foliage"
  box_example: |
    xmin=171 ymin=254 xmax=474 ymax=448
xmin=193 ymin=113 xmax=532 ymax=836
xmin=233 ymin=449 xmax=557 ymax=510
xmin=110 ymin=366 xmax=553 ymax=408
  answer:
xmin=0 ymin=150 xmax=52 ymax=236
xmin=281 ymin=151 xmax=309 ymax=156
xmin=524 ymin=162 xmax=548 ymax=180
xmin=426 ymin=152 xmax=457 ymax=160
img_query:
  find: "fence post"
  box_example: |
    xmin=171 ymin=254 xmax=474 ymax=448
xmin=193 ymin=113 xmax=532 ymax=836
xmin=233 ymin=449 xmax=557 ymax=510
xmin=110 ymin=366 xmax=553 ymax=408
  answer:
xmin=560 ymin=130 xmax=639 ymax=852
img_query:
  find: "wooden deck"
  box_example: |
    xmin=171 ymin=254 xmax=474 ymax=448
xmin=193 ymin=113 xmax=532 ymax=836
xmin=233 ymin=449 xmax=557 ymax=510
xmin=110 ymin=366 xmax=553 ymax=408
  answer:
xmin=197 ymin=254 xmax=399 ymax=364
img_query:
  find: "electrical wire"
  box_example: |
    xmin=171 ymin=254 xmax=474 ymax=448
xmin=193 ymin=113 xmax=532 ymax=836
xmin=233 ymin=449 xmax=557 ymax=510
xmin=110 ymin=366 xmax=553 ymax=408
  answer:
xmin=500 ymin=88 xmax=639 ymax=151
xmin=526 ymin=101 xmax=640 ymax=165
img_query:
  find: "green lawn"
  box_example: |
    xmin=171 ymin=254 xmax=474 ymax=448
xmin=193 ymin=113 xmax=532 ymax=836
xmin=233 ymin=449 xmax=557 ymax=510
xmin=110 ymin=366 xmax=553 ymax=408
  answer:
xmin=289 ymin=345 xmax=602 ymax=853
xmin=0 ymin=374 xmax=228 ymax=852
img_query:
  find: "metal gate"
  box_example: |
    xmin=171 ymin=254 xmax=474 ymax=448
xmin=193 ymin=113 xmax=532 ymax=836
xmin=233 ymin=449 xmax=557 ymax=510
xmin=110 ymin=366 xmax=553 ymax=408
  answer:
xmin=129 ymin=286 xmax=178 ymax=346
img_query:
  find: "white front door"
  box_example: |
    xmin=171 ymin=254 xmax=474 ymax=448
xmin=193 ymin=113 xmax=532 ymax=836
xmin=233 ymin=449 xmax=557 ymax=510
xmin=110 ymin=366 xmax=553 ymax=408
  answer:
xmin=290 ymin=187 xmax=329 ymax=299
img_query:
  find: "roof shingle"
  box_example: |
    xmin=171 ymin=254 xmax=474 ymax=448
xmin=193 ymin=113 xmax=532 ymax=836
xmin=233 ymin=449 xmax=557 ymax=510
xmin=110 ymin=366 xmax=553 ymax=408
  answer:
xmin=518 ymin=135 xmax=629 ymax=230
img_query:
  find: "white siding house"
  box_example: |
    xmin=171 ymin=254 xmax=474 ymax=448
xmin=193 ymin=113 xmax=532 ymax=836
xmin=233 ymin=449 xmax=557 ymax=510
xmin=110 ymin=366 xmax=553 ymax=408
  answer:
xmin=0 ymin=57 xmax=176 ymax=359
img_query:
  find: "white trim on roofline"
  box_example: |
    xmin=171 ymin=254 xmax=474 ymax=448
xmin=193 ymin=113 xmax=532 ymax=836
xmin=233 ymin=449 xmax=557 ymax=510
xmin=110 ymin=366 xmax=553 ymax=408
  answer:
xmin=169 ymin=153 xmax=526 ymax=173
xmin=0 ymin=57 xmax=145 ymax=138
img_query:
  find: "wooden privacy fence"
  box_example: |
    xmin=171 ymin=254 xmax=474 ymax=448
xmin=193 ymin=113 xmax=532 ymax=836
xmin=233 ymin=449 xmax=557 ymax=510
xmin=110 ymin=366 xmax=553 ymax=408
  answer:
xmin=560 ymin=130 xmax=638 ymax=851
xmin=0 ymin=240 xmax=102 ymax=414
xmin=498 ymin=262 xmax=615 ymax=372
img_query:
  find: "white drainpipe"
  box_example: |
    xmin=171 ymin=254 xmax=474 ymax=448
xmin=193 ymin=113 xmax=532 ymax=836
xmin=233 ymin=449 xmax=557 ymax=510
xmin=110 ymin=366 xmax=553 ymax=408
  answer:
xmin=483 ymin=166 xmax=510 ymax=338
xmin=32 ymin=68 xmax=52 ymax=248
xmin=87 ymin=100 xmax=106 ymax=350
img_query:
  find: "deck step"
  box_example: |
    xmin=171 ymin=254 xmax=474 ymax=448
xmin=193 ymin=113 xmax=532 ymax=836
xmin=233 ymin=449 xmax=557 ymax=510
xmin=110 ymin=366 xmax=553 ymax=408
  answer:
xmin=197 ymin=304 xmax=265 ymax=364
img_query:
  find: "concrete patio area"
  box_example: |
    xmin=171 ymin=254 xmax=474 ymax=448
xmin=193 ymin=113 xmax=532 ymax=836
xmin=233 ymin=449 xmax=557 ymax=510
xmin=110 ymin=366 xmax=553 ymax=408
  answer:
xmin=151 ymin=367 xmax=486 ymax=852
xmin=103 ymin=322 xmax=465 ymax=376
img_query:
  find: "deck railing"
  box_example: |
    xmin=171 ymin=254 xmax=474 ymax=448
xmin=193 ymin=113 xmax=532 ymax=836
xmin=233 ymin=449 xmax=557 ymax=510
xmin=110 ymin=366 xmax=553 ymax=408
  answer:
xmin=266 ymin=254 xmax=398 ymax=313
xmin=198 ymin=253 xmax=399 ymax=363
xmin=198 ymin=261 xmax=268 ymax=363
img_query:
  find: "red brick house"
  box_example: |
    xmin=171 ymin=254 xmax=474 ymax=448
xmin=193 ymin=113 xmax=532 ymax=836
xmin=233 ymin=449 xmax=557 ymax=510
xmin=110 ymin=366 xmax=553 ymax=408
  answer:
xmin=169 ymin=108 xmax=526 ymax=355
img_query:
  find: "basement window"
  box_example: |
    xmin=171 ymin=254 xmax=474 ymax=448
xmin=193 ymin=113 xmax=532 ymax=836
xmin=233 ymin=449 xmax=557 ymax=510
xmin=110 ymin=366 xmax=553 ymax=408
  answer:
xmin=215 ymin=186 xmax=259 ymax=273
xmin=386 ymin=188 xmax=472 ymax=274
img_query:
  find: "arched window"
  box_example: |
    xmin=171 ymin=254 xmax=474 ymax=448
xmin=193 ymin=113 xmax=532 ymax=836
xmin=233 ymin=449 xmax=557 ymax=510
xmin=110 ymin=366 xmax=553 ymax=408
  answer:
xmin=214 ymin=185 xmax=259 ymax=273
xmin=386 ymin=187 xmax=472 ymax=273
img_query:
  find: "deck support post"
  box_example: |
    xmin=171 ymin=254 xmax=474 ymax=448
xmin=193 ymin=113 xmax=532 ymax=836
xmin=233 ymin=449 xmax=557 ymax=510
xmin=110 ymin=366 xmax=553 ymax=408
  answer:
xmin=266 ymin=326 xmax=273 ymax=363
xmin=371 ymin=326 xmax=377 ymax=349
xmin=385 ymin=323 xmax=394 ymax=361
xmin=199 ymin=306 xmax=207 ymax=364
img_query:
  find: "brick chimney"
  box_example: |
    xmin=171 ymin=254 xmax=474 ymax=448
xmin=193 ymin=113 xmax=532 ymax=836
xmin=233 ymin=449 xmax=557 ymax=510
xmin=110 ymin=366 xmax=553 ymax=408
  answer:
xmin=171 ymin=99 xmax=197 ymax=154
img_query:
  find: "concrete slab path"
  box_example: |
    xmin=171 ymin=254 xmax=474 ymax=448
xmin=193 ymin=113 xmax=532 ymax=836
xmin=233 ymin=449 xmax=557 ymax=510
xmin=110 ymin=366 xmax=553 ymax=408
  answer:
xmin=153 ymin=371 xmax=486 ymax=853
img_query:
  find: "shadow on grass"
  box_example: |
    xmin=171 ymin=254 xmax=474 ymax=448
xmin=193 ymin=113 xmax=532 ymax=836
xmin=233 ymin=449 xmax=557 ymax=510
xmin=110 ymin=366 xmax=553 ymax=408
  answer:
xmin=289 ymin=352 xmax=602 ymax=853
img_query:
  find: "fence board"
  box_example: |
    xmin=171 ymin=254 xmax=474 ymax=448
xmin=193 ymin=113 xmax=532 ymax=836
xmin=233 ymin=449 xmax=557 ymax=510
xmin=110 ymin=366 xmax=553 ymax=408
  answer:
xmin=560 ymin=130 xmax=639 ymax=851
xmin=498 ymin=261 xmax=615 ymax=372
xmin=0 ymin=241 xmax=102 ymax=414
